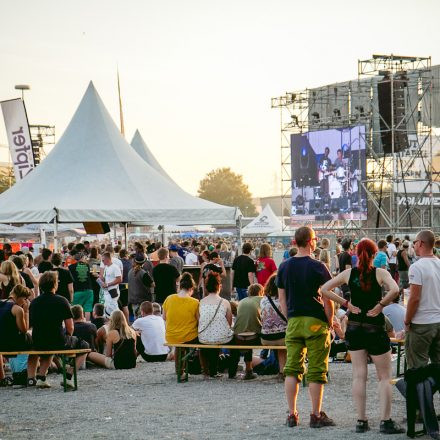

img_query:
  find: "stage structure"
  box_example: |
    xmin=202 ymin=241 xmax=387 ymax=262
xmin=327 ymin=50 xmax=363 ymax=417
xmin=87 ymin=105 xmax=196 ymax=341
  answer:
xmin=29 ymin=124 xmax=55 ymax=165
xmin=272 ymin=54 xmax=440 ymax=236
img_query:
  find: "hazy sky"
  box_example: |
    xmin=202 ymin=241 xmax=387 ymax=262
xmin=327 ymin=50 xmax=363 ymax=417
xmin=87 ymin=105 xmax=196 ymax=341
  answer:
xmin=1 ymin=0 xmax=439 ymax=197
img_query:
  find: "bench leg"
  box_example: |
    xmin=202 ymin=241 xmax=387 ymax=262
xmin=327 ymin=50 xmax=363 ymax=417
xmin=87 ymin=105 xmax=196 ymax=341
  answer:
xmin=73 ymin=356 xmax=78 ymax=391
xmin=396 ymin=343 xmax=401 ymax=377
xmin=176 ymin=348 xmax=182 ymax=383
xmin=61 ymin=355 xmax=67 ymax=393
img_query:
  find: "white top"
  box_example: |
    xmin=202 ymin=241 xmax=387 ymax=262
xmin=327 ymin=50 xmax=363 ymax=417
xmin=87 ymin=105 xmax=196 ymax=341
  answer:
xmin=409 ymin=257 xmax=440 ymax=324
xmin=100 ymin=257 xmax=123 ymax=273
xmin=103 ymin=263 xmax=122 ymax=295
xmin=198 ymin=300 xmax=233 ymax=344
xmin=132 ymin=315 xmax=169 ymax=355
xmin=387 ymin=243 xmax=397 ymax=264
xmin=185 ymin=253 xmax=199 ymax=266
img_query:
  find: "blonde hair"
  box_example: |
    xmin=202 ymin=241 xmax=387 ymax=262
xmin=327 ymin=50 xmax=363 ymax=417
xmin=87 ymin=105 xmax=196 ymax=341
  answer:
xmin=248 ymin=283 xmax=264 ymax=297
xmin=259 ymin=243 xmax=272 ymax=259
xmin=109 ymin=310 xmax=136 ymax=340
xmin=319 ymin=248 xmax=331 ymax=265
xmin=1 ymin=260 xmax=22 ymax=287
xmin=321 ymin=238 xmax=330 ymax=248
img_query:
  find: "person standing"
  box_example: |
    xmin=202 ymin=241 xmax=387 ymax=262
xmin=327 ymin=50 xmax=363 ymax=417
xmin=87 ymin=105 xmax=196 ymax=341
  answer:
xmin=255 ymin=243 xmax=277 ymax=287
xmin=277 ymin=226 xmax=335 ymax=428
xmin=396 ymin=240 xmax=410 ymax=295
xmin=69 ymin=253 xmax=94 ymax=321
xmin=169 ymin=245 xmax=184 ymax=274
xmin=231 ymin=243 xmax=256 ymax=301
xmin=52 ymin=253 xmax=74 ymax=303
xmin=386 ymin=235 xmax=397 ymax=281
xmin=405 ymin=230 xmax=440 ymax=369
xmin=128 ymin=255 xmax=154 ymax=318
xmin=321 ymin=238 xmax=404 ymax=434
xmin=152 ymin=248 xmax=180 ymax=305
xmin=373 ymin=240 xmax=389 ymax=269
xmin=100 ymin=252 xmax=122 ymax=318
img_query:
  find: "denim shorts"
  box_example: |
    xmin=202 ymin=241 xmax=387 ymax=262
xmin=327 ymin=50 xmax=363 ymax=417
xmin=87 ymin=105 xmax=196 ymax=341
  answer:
xmin=345 ymin=323 xmax=390 ymax=356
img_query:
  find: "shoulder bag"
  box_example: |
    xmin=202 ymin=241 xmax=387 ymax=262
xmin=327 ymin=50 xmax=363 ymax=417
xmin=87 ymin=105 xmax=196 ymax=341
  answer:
xmin=199 ymin=299 xmax=223 ymax=335
xmin=265 ymin=295 xmax=287 ymax=323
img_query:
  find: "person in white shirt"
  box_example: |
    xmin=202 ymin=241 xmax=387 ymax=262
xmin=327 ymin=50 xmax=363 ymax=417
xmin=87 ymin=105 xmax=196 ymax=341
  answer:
xmin=100 ymin=252 xmax=122 ymax=318
xmin=404 ymin=230 xmax=440 ymax=369
xmin=386 ymin=235 xmax=397 ymax=281
xmin=132 ymin=301 xmax=169 ymax=362
xmin=185 ymin=247 xmax=199 ymax=266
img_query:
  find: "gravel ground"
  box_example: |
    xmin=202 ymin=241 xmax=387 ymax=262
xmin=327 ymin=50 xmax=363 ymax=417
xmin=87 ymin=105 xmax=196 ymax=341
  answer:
xmin=0 ymin=358 xmax=412 ymax=440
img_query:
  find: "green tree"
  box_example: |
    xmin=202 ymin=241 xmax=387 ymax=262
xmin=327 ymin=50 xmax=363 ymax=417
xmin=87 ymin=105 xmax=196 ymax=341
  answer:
xmin=0 ymin=169 xmax=14 ymax=194
xmin=198 ymin=167 xmax=257 ymax=216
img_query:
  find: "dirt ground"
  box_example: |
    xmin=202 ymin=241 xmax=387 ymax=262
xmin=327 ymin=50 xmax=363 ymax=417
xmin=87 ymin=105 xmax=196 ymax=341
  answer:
xmin=0 ymin=358 xmax=412 ymax=440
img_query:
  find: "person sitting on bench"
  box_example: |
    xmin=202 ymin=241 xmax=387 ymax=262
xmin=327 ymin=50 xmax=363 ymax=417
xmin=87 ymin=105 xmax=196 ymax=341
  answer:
xmin=27 ymin=271 xmax=89 ymax=389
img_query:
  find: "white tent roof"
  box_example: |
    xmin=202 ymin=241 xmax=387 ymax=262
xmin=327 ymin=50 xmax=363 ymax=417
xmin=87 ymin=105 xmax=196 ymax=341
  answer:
xmin=242 ymin=204 xmax=283 ymax=235
xmin=0 ymin=82 xmax=240 ymax=225
xmin=130 ymin=130 xmax=174 ymax=183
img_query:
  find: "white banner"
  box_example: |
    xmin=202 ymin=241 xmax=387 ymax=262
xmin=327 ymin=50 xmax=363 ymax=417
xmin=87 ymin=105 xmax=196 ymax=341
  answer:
xmin=0 ymin=98 xmax=35 ymax=181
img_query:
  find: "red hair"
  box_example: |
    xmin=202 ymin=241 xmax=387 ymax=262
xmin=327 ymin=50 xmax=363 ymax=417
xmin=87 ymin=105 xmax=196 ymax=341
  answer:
xmin=356 ymin=238 xmax=378 ymax=290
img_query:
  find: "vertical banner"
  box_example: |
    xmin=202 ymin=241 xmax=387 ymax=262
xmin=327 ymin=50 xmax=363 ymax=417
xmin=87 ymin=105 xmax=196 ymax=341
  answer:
xmin=0 ymin=98 xmax=35 ymax=181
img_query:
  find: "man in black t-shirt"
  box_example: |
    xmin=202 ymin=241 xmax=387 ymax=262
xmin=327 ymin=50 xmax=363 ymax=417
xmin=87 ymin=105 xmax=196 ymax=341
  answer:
xmin=277 ymin=226 xmax=335 ymax=428
xmin=231 ymin=243 xmax=256 ymax=301
xmin=38 ymin=248 xmax=53 ymax=274
xmin=152 ymin=248 xmax=180 ymax=304
xmin=27 ymin=271 xmax=89 ymax=389
xmin=72 ymin=305 xmax=97 ymax=351
xmin=338 ymin=238 xmax=352 ymax=300
xmin=52 ymin=253 xmax=74 ymax=302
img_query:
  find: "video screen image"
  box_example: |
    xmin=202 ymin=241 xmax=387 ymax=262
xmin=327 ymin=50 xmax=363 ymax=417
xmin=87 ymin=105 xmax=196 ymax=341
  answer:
xmin=291 ymin=125 xmax=367 ymax=222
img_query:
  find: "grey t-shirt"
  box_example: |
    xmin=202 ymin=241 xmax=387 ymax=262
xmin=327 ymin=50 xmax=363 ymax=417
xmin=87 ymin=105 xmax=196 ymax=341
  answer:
xmin=383 ymin=303 xmax=406 ymax=332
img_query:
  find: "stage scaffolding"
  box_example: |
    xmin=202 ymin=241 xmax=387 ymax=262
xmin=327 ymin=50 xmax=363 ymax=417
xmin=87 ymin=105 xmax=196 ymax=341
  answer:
xmin=271 ymin=54 xmax=440 ymax=237
xmin=29 ymin=124 xmax=55 ymax=165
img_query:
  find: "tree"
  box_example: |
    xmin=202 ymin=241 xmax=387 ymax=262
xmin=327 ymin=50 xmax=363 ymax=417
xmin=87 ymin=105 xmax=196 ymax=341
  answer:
xmin=198 ymin=167 xmax=257 ymax=216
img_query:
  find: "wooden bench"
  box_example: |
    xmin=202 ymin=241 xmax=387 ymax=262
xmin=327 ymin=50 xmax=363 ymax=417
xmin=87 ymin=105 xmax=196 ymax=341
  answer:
xmin=165 ymin=343 xmax=287 ymax=383
xmin=390 ymin=338 xmax=406 ymax=377
xmin=0 ymin=349 xmax=91 ymax=392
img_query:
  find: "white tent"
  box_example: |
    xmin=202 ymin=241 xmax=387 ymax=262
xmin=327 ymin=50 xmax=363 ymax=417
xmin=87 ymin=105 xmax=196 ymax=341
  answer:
xmin=241 ymin=204 xmax=283 ymax=235
xmin=130 ymin=130 xmax=174 ymax=183
xmin=0 ymin=82 xmax=240 ymax=226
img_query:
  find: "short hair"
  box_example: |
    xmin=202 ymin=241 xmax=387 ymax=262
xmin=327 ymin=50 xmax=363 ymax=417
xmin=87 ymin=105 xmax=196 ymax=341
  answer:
xmin=67 ymin=242 xmax=75 ymax=251
xmin=42 ymin=248 xmax=52 ymax=260
xmin=386 ymin=234 xmax=393 ymax=243
xmin=337 ymin=148 xmax=342 ymax=154
xmin=377 ymin=239 xmax=387 ymax=250
xmin=289 ymin=247 xmax=298 ymax=257
xmin=157 ymin=247 xmax=169 ymax=261
xmin=321 ymin=238 xmax=330 ymax=248
xmin=102 ymin=252 xmax=112 ymax=260
xmin=119 ymin=249 xmax=127 ymax=258
xmin=39 ymin=271 xmax=58 ymax=293
xmin=105 ymin=245 xmax=114 ymax=253
xmin=209 ymin=251 xmax=219 ymax=260
xmin=140 ymin=301 xmax=153 ymax=315
xmin=71 ymin=305 xmax=84 ymax=320
xmin=248 ymin=283 xmax=263 ymax=297
xmin=11 ymin=284 xmax=32 ymax=300
xmin=417 ymin=229 xmax=435 ymax=249
xmin=51 ymin=253 xmax=63 ymax=267
xmin=152 ymin=302 xmax=161 ymax=315
xmin=114 ymin=245 xmax=121 ymax=254
xmin=180 ymin=272 xmax=196 ymax=290
xmin=93 ymin=303 xmax=104 ymax=317
xmin=242 ymin=242 xmax=253 ymax=254
xmin=341 ymin=238 xmax=352 ymax=251
xmin=294 ymin=226 xmax=313 ymax=248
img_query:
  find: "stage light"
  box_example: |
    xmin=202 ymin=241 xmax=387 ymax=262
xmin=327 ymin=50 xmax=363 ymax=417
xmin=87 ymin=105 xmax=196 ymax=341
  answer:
xmin=333 ymin=109 xmax=341 ymax=117
xmin=312 ymin=112 xmax=320 ymax=121
xmin=291 ymin=115 xmax=299 ymax=126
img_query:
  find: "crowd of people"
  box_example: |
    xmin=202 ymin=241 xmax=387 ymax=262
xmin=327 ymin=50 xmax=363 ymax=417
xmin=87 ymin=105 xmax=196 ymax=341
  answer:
xmin=0 ymin=229 xmax=440 ymax=434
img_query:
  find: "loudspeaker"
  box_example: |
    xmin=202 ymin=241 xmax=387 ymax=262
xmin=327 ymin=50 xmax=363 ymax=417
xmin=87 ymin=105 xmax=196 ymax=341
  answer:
xmin=83 ymin=222 xmax=110 ymax=234
xmin=291 ymin=134 xmax=319 ymax=188
xmin=377 ymin=73 xmax=408 ymax=154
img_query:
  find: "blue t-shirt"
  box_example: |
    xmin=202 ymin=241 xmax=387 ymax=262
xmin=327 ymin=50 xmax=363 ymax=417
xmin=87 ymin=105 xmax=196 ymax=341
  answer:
xmin=373 ymin=251 xmax=388 ymax=269
xmin=276 ymin=256 xmax=331 ymax=323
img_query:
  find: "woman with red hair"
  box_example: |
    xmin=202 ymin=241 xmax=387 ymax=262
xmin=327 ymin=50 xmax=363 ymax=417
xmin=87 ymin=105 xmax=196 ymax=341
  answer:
xmin=320 ymin=238 xmax=403 ymax=435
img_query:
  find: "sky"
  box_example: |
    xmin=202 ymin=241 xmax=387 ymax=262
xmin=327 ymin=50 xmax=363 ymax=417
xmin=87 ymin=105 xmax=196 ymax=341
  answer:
xmin=1 ymin=0 xmax=440 ymax=198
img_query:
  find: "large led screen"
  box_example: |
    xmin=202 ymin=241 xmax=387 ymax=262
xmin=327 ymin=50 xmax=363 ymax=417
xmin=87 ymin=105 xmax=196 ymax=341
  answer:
xmin=291 ymin=125 xmax=367 ymax=222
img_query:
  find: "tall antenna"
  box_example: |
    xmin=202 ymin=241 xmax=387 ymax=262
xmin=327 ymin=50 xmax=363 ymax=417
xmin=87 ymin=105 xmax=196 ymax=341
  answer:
xmin=117 ymin=67 xmax=125 ymax=138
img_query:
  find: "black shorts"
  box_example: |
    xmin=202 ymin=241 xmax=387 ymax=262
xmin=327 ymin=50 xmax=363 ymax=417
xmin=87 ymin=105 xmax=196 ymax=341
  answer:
xmin=345 ymin=324 xmax=390 ymax=356
xmin=118 ymin=287 xmax=129 ymax=308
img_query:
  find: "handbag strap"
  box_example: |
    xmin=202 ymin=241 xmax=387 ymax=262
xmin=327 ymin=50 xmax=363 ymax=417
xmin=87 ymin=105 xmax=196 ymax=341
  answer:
xmin=266 ymin=295 xmax=287 ymax=323
xmin=199 ymin=298 xmax=223 ymax=335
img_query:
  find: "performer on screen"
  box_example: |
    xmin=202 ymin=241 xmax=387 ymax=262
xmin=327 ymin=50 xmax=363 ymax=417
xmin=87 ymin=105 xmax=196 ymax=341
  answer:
xmin=318 ymin=147 xmax=332 ymax=196
xmin=334 ymin=149 xmax=344 ymax=169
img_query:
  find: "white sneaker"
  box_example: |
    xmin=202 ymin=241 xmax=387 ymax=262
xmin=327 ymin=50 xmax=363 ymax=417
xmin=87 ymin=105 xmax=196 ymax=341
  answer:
xmin=60 ymin=379 xmax=75 ymax=390
xmin=36 ymin=378 xmax=51 ymax=388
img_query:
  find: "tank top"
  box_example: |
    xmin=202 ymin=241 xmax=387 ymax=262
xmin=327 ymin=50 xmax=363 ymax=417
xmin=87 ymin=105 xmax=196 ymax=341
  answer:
xmin=348 ymin=267 xmax=385 ymax=326
xmin=198 ymin=300 xmax=233 ymax=344
xmin=0 ymin=300 xmax=24 ymax=349
xmin=397 ymin=250 xmax=409 ymax=271
xmin=0 ymin=280 xmax=15 ymax=300
xmin=113 ymin=337 xmax=136 ymax=369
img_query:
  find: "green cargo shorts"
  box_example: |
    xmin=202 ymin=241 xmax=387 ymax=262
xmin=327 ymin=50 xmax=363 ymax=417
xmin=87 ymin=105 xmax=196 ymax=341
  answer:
xmin=73 ymin=289 xmax=94 ymax=313
xmin=405 ymin=322 xmax=440 ymax=369
xmin=284 ymin=316 xmax=330 ymax=383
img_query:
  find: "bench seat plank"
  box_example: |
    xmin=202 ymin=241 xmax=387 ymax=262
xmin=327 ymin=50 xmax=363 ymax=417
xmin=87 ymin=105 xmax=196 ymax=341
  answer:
xmin=165 ymin=343 xmax=285 ymax=350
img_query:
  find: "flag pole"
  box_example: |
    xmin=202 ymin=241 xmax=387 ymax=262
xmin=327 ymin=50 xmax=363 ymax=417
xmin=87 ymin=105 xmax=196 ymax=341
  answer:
xmin=117 ymin=67 xmax=125 ymax=138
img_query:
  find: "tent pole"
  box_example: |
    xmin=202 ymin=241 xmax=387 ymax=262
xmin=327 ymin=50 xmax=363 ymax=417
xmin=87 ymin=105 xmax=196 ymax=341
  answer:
xmin=54 ymin=217 xmax=58 ymax=252
xmin=124 ymin=223 xmax=128 ymax=249
xmin=236 ymin=215 xmax=242 ymax=255
xmin=161 ymin=225 xmax=165 ymax=247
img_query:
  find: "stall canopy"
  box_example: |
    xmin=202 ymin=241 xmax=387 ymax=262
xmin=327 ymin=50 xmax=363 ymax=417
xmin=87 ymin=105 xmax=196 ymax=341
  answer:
xmin=0 ymin=82 xmax=240 ymax=225
xmin=241 ymin=204 xmax=283 ymax=235
xmin=130 ymin=130 xmax=174 ymax=184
